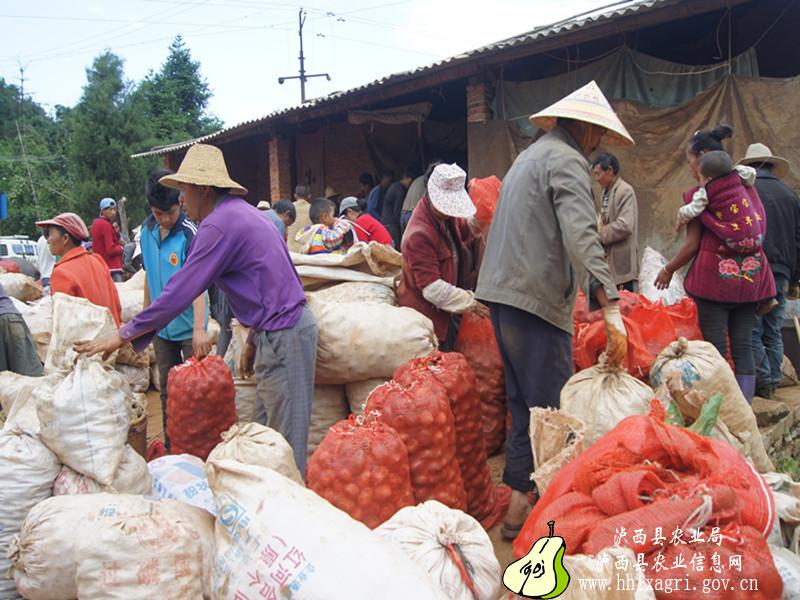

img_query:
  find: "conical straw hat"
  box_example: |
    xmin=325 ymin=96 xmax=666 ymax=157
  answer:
xmin=528 ymin=80 xmax=634 ymax=146
xmin=160 ymin=144 xmax=248 ymax=195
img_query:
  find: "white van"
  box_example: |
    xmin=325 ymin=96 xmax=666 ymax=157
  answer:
xmin=0 ymin=235 xmax=39 ymax=265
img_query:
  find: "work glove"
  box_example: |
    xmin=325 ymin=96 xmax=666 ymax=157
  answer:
xmin=603 ymin=304 xmax=628 ymax=368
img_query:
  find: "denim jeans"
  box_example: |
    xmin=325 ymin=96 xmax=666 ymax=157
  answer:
xmin=753 ymin=275 xmax=788 ymax=388
xmin=693 ymin=297 xmax=757 ymax=375
xmin=489 ymin=302 xmax=573 ymax=492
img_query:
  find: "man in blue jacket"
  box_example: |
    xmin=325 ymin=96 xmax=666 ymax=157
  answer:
xmin=141 ymin=168 xmax=212 ymax=449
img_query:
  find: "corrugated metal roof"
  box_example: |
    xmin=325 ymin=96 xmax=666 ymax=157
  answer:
xmin=131 ymin=0 xmax=671 ymax=158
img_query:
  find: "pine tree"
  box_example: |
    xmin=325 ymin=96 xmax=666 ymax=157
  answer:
xmin=139 ymin=35 xmax=222 ymax=144
xmin=65 ymin=51 xmax=156 ymax=228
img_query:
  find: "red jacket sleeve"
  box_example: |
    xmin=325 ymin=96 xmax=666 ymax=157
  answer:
xmin=403 ymin=230 xmax=444 ymax=291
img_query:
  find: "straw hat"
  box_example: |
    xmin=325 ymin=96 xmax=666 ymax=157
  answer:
xmin=36 ymin=212 xmax=90 ymax=241
xmin=529 ymin=80 xmax=634 ymax=147
xmin=737 ymin=143 xmax=789 ymax=179
xmin=160 ymin=144 xmax=248 ymax=196
xmin=427 ymin=164 xmax=476 ymax=219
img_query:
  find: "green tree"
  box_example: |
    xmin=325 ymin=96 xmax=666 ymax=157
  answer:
xmin=139 ymin=35 xmax=222 ymax=144
xmin=0 ymin=78 xmax=74 ymax=237
xmin=65 ymin=51 xmax=156 ymax=228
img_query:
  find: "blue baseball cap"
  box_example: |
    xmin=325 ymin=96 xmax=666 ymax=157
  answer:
xmin=99 ymin=197 xmax=117 ymax=211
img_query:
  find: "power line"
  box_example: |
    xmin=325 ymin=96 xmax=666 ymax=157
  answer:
xmin=15 ymin=120 xmax=39 ymax=217
xmin=0 ymin=0 xmax=206 ymax=63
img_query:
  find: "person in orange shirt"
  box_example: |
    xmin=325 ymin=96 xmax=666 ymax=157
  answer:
xmin=35 ymin=212 xmax=122 ymax=325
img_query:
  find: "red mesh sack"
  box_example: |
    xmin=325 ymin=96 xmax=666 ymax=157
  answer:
xmin=307 ymin=412 xmax=415 ymax=529
xmin=572 ymin=315 xmax=655 ymax=379
xmin=453 ymin=313 xmax=507 ymax=455
xmin=0 ymin=260 xmax=21 ymax=274
xmin=515 ymin=404 xmax=775 ymax=562
xmin=364 ymin=379 xmax=467 ymax=511
xmin=468 ymin=175 xmax=502 ymax=225
xmin=666 ymin=297 xmax=703 ymax=341
xmin=573 ymin=290 xmax=640 ymax=325
xmin=652 ymin=525 xmax=782 ymax=599
xmin=166 ymin=355 xmax=238 ymax=460
xmin=394 ymin=351 xmax=505 ymax=528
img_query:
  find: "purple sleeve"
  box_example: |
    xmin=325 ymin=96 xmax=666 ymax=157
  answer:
xmin=120 ymin=224 xmax=230 ymax=352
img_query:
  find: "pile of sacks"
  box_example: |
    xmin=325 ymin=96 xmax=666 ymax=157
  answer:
xmin=514 ymin=400 xmax=784 ymax=600
xmin=0 ymin=351 xmax=152 ymax=599
xmin=7 ymin=412 xmax=501 ymax=600
xmin=224 ymin=276 xmax=439 ymax=458
xmin=307 ymin=351 xmax=510 ymax=533
xmin=573 ymin=289 xmax=703 ymax=380
xmin=556 ymin=338 xmax=773 ymax=476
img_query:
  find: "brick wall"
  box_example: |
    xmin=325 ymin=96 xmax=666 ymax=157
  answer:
xmin=321 ymin=121 xmax=374 ymax=199
xmin=269 ymin=136 xmax=292 ymax=202
xmin=466 ymin=80 xmax=493 ymax=124
xmin=220 ymin=135 xmax=270 ymax=205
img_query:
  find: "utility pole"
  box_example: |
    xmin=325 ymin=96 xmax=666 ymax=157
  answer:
xmin=278 ymin=8 xmax=331 ymax=103
xmin=17 ymin=63 xmax=25 ymax=119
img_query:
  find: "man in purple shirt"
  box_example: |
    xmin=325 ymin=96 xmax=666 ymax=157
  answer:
xmin=76 ymin=144 xmax=318 ymax=474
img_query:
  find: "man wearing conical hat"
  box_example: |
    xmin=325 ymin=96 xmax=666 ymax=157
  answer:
xmin=737 ymin=143 xmax=800 ymax=398
xmin=475 ymin=81 xmax=633 ymax=538
xmin=76 ymin=143 xmax=318 ymax=474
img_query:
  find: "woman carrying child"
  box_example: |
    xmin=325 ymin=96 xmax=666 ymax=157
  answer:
xmin=655 ymin=124 xmax=775 ymax=403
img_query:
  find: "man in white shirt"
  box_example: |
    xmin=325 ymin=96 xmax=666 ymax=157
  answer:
xmin=36 ymin=235 xmax=55 ymax=288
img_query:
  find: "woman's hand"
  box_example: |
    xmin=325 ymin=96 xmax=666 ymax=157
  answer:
xmin=239 ymin=340 xmax=256 ymax=379
xmin=192 ymin=328 xmax=213 ymax=359
xmin=74 ymin=331 xmax=124 ymax=361
xmin=654 ymin=267 xmax=673 ymax=290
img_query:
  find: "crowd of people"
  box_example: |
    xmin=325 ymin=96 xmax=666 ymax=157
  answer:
xmin=1 ymin=80 xmax=798 ymax=541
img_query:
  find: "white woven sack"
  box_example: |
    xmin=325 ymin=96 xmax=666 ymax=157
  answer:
xmin=309 ymin=295 xmax=436 ymax=384
xmin=560 ymin=357 xmax=653 ymax=447
xmin=651 ymin=338 xmax=773 ymax=472
xmin=9 ymin=493 xmax=215 ymax=600
xmin=770 ymin=546 xmax=800 ymax=600
xmin=638 ymin=246 xmax=686 ymax=306
xmin=529 ymin=408 xmax=586 ymax=495
xmin=0 ymin=272 xmax=42 ymax=302
xmin=115 ymin=268 xmax=145 ymax=323
xmin=75 ymin=511 xmax=204 ymax=599
xmin=232 ymin=378 xmax=258 ymax=422
xmin=148 ymin=454 xmax=217 ymax=516
xmin=308 ymin=384 xmax=348 ymax=456
xmin=205 ymin=459 xmax=448 ymax=600
xmin=0 ymin=372 xmax=63 ymax=436
xmin=45 ymin=292 xmax=118 ymax=372
xmin=311 ymin=281 xmax=397 ymax=305
xmin=17 ymin=295 xmax=51 ymax=362
xmin=561 ymin=547 xmax=656 ymax=599
xmin=345 ymin=378 xmax=389 ymax=416
xmin=376 ymin=500 xmax=500 ymax=600
xmin=207 ymin=422 xmax=303 ymax=485
xmin=115 ymin=363 xmax=151 ymax=393
xmin=0 ymin=430 xmax=60 ymax=600
xmin=53 ymin=445 xmax=151 ymax=495
xmin=37 ymin=357 xmax=130 ymax=486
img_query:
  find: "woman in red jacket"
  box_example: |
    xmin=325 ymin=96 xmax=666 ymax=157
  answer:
xmin=90 ymin=197 xmax=124 ymax=282
xmin=397 ymin=163 xmax=488 ymax=350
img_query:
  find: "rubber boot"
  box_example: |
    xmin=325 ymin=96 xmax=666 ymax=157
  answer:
xmin=735 ymin=374 xmax=756 ymax=405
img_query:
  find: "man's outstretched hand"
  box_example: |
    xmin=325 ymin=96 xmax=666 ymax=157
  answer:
xmin=74 ymin=331 xmax=124 ymax=361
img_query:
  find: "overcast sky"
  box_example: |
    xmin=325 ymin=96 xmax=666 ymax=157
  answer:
xmin=2 ymin=0 xmax=608 ymax=128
